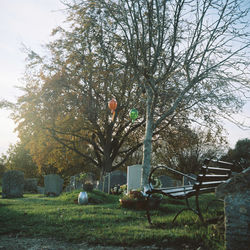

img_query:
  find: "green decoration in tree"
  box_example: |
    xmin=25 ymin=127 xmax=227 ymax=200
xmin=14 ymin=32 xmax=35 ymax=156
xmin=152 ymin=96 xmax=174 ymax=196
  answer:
xmin=130 ymin=109 xmax=138 ymax=122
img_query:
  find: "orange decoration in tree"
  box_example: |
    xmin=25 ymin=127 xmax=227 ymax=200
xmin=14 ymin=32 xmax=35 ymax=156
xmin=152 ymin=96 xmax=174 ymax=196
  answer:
xmin=108 ymin=98 xmax=117 ymax=121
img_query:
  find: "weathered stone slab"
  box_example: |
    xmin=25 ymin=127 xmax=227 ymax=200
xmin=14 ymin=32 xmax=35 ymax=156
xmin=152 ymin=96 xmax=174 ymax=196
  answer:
xmin=24 ymin=178 xmax=38 ymax=193
xmin=216 ymin=167 xmax=250 ymax=198
xmin=216 ymin=167 xmax=250 ymax=250
xmin=223 ymin=191 xmax=250 ymax=250
xmin=127 ymin=165 xmax=142 ymax=192
xmin=158 ymin=175 xmax=173 ymax=187
xmin=158 ymin=175 xmax=182 ymax=187
xmin=44 ymin=174 xmax=64 ymax=196
xmin=2 ymin=170 xmax=24 ymax=198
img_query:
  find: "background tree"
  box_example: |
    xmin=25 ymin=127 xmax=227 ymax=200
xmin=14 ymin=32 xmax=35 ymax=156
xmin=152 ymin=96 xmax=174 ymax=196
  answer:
xmin=221 ymin=138 xmax=250 ymax=171
xmin=96 ymin=0 xmax=250 ymax=186
xmin=154 ymin=126 xmax=228 ymax=174
xmin=4 ymin=142 xmax=38 ymax=179
xmin=14 ymin=3 xmax=147 ymax=180
xmin=0 ymin=155 xmax=6 ymax=178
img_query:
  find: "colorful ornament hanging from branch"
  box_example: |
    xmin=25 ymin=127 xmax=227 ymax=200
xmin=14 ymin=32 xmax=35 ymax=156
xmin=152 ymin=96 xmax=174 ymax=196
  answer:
xmin=108 ymin=98 xmax=117 ymax=121
xmin=130 ymin=108 xmax=138 ymax=122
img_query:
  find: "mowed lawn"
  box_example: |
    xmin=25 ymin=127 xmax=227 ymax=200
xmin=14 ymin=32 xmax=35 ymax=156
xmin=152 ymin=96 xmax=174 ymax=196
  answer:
xmin=0 ymin=189 xmax=225 ymax=249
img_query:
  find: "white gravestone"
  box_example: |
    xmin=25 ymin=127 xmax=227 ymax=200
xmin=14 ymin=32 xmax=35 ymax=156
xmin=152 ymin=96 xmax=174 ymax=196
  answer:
xmin=127 ymin=165 xmax=142 ymax=193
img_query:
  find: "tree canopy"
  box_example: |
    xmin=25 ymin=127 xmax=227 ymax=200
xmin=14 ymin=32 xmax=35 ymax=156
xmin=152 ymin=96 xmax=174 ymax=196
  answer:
xmin=91 ymin=0 xmax=250 ymax=185
xmin=3 ymin=142 xmax=38 ymax=178
xmin=14 ymin=1 xmax=148 ymax=178
xmin=11 ymin=0 xmax=250 ymax=184
xmin=221 ymin=138 xmax=250 ymax=171
xmin=154 ymin=127 xmax=228 ymax=174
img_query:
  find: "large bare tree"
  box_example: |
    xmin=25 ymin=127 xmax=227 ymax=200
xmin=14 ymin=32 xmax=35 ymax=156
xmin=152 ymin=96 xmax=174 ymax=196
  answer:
xmin=93 ymin=0 xmax=250 ymax=186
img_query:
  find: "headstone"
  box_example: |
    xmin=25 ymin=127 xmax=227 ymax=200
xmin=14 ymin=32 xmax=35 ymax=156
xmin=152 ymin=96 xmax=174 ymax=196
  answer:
xmin=127 ymin=165 xmax=142 ymax=192
xmin=158 ymin=175 xmax=175 ymax=187
xmin=44 ymin=174 xmax=64 ymax=196
xmin=216 ymin=167 xmax=250 ymax=250
xmin=2 ymin=170 xmax=24 ymax=198
xmin=182 ymin=173 xmax=197 ymax=186
xmin=37 ymin=186 xmax=45 ymax=194
xmin=158 ymin=175 xmax=183 ymax=187
xmin=97 ymin=170 xmax=127 ymax=193
xmin=24 ymin=178 xmax=38 ymax=193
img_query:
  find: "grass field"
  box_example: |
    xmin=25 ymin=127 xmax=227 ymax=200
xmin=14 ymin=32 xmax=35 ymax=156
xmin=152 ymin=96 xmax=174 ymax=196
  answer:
xmin=0 ymin=189 xmax=225 ymax=249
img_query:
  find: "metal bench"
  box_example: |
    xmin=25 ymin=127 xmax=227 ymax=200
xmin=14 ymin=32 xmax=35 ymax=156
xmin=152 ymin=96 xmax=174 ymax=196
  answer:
xmin=145 ymin=159 xmax=232 ymax=224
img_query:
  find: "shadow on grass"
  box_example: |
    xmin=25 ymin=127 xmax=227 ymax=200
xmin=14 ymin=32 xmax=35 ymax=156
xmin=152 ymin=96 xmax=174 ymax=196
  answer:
xmin=0 ymin=192 xmax=225 ymax=249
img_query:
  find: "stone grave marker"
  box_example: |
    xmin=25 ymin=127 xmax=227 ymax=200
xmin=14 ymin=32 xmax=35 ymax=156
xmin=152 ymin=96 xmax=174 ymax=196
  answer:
xmin=154 ymin=175 xmax=182 ymax=188
xmin=216 ymin=167 xmax=250 ymax=250
xmin=2 ymin=170 xmax=24 ymax=198
xmin=127 ymin=165 xmax=142 ymax=192
xmin=44 ymin=174 xmax=64 ymax=196
xmin=158 ymin=175 xmax=175 ymax=187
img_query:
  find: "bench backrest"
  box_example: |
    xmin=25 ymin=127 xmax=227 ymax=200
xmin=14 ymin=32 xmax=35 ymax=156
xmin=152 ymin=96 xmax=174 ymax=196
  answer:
xmin=194 ymin=159 xmax=232 ymax=192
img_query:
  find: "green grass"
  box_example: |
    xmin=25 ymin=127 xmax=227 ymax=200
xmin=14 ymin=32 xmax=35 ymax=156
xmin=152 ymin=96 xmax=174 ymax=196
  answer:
xmin=0 ymin=190 xmax=225 ymax=249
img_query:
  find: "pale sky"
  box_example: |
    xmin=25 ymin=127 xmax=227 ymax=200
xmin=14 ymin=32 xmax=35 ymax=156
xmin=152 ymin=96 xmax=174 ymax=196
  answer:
xmin=0 ymin=0 xmax=65 ymax=155
xmin=0 ymin=0 xmax=249 ymax=156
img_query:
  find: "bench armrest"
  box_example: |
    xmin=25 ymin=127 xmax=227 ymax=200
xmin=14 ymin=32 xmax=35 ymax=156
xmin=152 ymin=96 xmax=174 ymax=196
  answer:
xmin=148 ymin=165 xmax=196 ymax=188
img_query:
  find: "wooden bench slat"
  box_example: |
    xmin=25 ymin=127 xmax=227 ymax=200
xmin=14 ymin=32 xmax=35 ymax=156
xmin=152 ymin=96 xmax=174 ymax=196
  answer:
xmin=194 ymin=180 xmax=227 ymax=189
xmin=146 ymin=159 xmax=233 ymax=225
xmin=153 ymin=185 xmax=193 ymax=191
xmin=168 ymin=190 xmax=196 ymax=198
xmin=199 ymin=187 xmax=216 ymax=193
xmin=201 ymin=166 xmax=232 ymax=175
xmin=206 ymin=159 xmax=234 ymax=168
xmin=159 ymin=186 xmax=193 ymax=194
xmin=197 ymin=174 xmax=230 ymax=182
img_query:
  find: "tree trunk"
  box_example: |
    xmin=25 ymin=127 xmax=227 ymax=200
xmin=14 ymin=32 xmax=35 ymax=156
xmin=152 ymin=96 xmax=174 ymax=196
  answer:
xmin=141 ymin=89 xmax=154 ymax=187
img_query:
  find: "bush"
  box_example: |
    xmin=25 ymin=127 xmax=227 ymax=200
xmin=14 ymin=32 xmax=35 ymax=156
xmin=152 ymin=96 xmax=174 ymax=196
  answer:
xmin=83 ymin=182 xmax=94 ymax=192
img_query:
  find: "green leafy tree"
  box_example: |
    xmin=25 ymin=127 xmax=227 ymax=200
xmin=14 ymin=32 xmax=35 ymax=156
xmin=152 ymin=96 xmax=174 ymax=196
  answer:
xmin=0 ymin=155 xmax=6 ymax=178
xmin=221 ymin=138 xmax=250 ymax=171
xmin=4 ymin=142 xmax=38 ymax=178
xmin=154 ymin=127 xmax=228 ymax=174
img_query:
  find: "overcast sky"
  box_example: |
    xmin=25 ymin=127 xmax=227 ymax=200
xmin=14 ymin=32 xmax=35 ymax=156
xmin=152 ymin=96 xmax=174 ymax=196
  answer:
xmin=0 ymin=0 xmax=249 ymax=156
xmin=0 ymin=0 xmax=65 ymax=154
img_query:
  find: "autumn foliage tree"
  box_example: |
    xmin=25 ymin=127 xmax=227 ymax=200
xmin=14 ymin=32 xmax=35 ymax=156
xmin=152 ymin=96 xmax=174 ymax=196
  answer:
xmin=14 ymin=2 xmax=147 ymax=179
xmin=13 ymin=0 xmax=250 ymax=185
